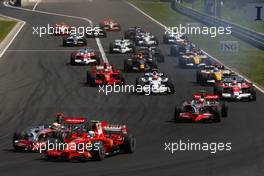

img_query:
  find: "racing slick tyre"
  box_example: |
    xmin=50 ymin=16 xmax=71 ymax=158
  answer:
xmin=151 ymin=59 xmax=158 ymax=70
xmin=86 ymin=72 xmax=96 ymax=87
xmin=163 ymin=35 xmax=168 ymax=44
xmin=135 ymin=78 xmax=145 ymax=95
xmin=101 ymin=31 xmax=107 ymax=38
xmin=199 ymin=73 xmax=208 ymax=86
xmin=166 ymin=82 xmax=175 ymax=95
xmin=124 ymin=59 xmax=133 ymax=72
xmin=221 ymin=102 xmax=228 ymax=117
xmin=249 ymin=88 xmax=256 ymax=101
xmin=91 ymin=141 xmax=105 ymax=161
xmin=70 ymin=56 xmax=76 ymax=65
xmin=82 ymin=39 xmax=87 ymax=46
xmin=118 ymin=74 xmax=125 ymax=85
xmin=170 ymin=46 xmax=175 ymax=56
xmin=130 ymin=45 xmax=136 ymax=53
xmin=13 ymin=132 xmax=25 ymax=151
xmin=95 ymin=57 xmax=101 ymax=65
xmin=62 ymin=38 xmax=67 ymax=46
xmin=196 ymin=71 xmax=202 ymax=84
xmin=174 ymin=107 xmax=182 ymax=122
xmin=121 ymin=135 xmax=136 ymax=153
xmin=109 ymin=43 xmax=114 ymax=53
xmin=179 ymin=57 xmax=187 ymax=68
xmin=211 ymin=108 xmax=221 ymax=122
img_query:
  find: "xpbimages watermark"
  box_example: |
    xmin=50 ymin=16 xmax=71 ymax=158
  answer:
xmin=163 ymin=140 xmax=232 ymax=154
xmin=32 ymin=24 xmax=100 ymax=37
xmin=98 ymin=83 xmax=167 ymax=95
xmin=32 ymin=140 xmax=100 ymax=153
xmin=165 ymin=24 xmax=232 ymax=38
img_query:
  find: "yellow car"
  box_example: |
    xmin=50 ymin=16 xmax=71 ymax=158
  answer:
xmin=196 ymin=65 xmax=232 ymax=85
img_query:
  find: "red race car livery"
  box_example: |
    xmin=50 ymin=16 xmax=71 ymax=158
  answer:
xmin=102 ymin=18 xmax=121 ymax=31
xmin=46 ymin=119 xmax=136 ymax=161
xmin=86 ymin=64 xmax=125 ymax=86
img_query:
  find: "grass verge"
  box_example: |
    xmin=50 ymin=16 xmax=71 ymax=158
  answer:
xmin=181 ymin=0 xmax=264 ymax=34
xmin=129 ymin=0 xmax=264 ymax=88
xmin=0 ymin=18 xmax=17 ymax=42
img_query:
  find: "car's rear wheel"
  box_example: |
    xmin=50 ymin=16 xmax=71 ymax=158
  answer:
xmin=212 ymin=108 xmax=221 ymax=122
xmin=70 ymin=56 xmax=75 ymax=65
xmin=95 ymin=57 xmax=101 ymax=65
xmin=174 ymin=107 xmax=182 ymax=122
xmin=166 ymin=82 xmax=175 ymax=95
xmin=87 ymin=72 xmax=96 ymax=87
xmin=124 ymin=59 xmax=132 ymax=72
xmin=249 ymin=88 xmax=256 ymax=101
xmin=221 ymin=102 xmax=228 ymax=117
xmin=121 ymin=135 xmax=136 ymax=153
xmin=91 ymin=141 xmax=105 ymax=161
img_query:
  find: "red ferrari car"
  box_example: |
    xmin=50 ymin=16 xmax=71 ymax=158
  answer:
xmin=70 ymin=48 xmax=101 ymax=65
xmin=51 ymin=23 xmax=71 ymax=35
xmin=102 ymin=18 xmax=121 ymax=31
xmin=174 ymin=91 xmax=228 ymax=123
xmin=46 ymin=119 xmax=136 ymax=161
xmin=86 ymin=64 xmax=125 ymax=86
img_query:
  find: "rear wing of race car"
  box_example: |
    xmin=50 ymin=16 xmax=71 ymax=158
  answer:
xmin=193 ymin=93 xmax=219 ymax=101
xmin=101 ymin=121 xmax=128 ymax=135
xmin=93 ymin=64 xmax=114 ymax=72
xmin=61 ymin=117 xmax=87 ymax=124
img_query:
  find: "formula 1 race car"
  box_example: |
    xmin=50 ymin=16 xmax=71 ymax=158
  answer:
xmin=123 ymin=52 xmax=158 ymax=72
xmin=196 ymin=65 xmax=233 ymax=85
xmin=86 ymin=24 xmax=107 ymax=38
xmin=214 ymin=75 xmax=256 ymax=101
xmin=50 ymin=23 xmax=71 ymax=35
xmin=63 ymin=34 xmax=87 ymax=47
xmin=70 ymin=48 xmax=100 ymax=65
xmin=124 ymin=26 xmax=144 ymax=40
xmin=135 ymin=71 xmax=175 ymax=95
xmin=13 ymin=125 xmax=53 ymax=151
xmin=178 ymin=50 xmax=211 ymax=68
xmin=135 ymin=32 xmax=159 ymax=47
xmin=170 ymin=41 xmax=196 ymax=57
xmin=102 ymin=18 xmax=121 ymax=31
xmin=174 ymin=91 xmax=228 ymax=123
xmin=46 ymin=119 xmax=136 ymax=161
xmin=86 ymin=64 xmax=125 ymax=86
xmin=163 ymin=33 xmax=187 ymax=44
xmin=137 ymin=46 xmax=165 ymax=62
xmin=109 ymin=39 xmax=135 ymax=54
xmin=12 ymin=113 xmax=85 ymax=151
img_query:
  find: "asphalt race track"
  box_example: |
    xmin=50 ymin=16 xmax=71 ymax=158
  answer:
xmin=0 ymin=0 xmax=264 ymax=176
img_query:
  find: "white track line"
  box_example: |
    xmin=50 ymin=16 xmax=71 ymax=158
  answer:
xmin=33 ymin=0 xmax=41 ymax=11
xmin=3 ymin=1 xmax=108 ymax=64
xmin=0 ymin=14 xmax=25 ymax=58
xmin=7 ymin=49 xmax=77 ymax=52
xmin=126 ymin=1 xmax=264 ymax=94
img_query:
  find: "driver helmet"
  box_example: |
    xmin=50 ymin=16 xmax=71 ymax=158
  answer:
xmin=51 ymin=122 xmax=61 ymax=130
xmin=152 ymin=71 xmax=159 ymax=80
xmin=199 ymin=98 xmax=205 ymax=104
xmin=56 ymin=113 xmax=64 ymax=123
xmin=87 ymin=131 xmax=95 ymax=138
xmin=138 ymin=52 xmax=144 ymax=59
xmin=232 ymin=77 xmax=237 ymax=84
